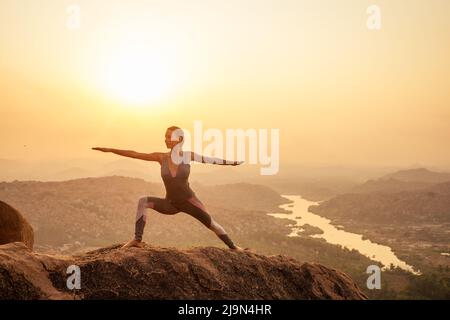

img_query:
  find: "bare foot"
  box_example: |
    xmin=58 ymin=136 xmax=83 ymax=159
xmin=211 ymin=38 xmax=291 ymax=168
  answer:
xmin=230 ymin=246 xmax=252 ymax=252
xmin=121 ymin=239 xmax=143 ymax=249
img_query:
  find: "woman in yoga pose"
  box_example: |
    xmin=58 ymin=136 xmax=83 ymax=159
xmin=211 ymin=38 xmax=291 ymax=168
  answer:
xmin=92 ymin=126 xmax=244 ymax=250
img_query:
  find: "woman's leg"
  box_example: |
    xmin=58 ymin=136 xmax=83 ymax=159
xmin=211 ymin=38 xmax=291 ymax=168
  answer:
xmin=134 ymin=196 xmax=153 ymax=241
xmin=178 ymin=196 xmax=238 ymax=249
xmin=209 ymin=218 xmax=239 ymax=250
xmin=135 ymin=196 xmax=180 ymax=241
xmin=123 ymin=196 xmax=179 ymax=248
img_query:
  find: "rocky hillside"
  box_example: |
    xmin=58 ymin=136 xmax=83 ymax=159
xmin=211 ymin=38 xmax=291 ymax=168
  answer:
xmin=0 ymin=242 xmax=367 ymax=300
xmin=310 ymin=182 xmax=450 ymax=224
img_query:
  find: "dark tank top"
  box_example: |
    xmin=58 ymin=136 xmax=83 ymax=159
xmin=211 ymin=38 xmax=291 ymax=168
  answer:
xmin=161 ymin=152 xmax=195 ymax=202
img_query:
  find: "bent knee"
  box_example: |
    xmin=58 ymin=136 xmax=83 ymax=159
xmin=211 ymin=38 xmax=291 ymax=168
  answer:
xmin=138 ymin=196 xmax=154 ymax=209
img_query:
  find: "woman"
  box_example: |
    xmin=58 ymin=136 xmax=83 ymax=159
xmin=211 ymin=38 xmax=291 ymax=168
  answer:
xmin=92 ymin=126 xmax=245 ymax=250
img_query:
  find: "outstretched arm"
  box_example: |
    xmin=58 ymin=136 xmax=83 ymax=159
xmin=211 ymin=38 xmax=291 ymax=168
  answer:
xmin=92 ymin=147 xmax=162 ymax=162
xmin=189 ymin=152 xmax=244 ymax=166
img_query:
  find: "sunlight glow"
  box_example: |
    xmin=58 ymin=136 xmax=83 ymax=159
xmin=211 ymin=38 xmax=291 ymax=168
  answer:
xmin=99 ymin=38 xmax=178 ymax=106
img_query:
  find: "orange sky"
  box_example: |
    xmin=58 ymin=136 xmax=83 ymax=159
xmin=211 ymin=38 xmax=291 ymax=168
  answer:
xmin=1 ymin=0 xmax=449 ymax=167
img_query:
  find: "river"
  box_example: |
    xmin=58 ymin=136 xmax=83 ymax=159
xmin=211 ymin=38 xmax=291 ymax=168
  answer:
xmin=268 ymin=195 xmax=420 ymax=274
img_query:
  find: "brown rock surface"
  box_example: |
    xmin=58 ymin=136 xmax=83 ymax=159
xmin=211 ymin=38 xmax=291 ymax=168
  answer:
xmin=0 ymin=242 xmax=367 ymax=300
xmin=0 ymin=200 xmax=34 ymax=249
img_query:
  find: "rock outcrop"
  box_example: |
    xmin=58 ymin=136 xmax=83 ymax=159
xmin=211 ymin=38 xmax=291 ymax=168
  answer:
xmin=0 ymin=242 xmax=368 ymax=300
xmin=0 ymin=200 xmax=34 ymax=249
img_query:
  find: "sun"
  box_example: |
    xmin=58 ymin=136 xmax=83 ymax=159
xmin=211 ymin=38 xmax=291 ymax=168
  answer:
xmin=100 ymin=41 xmax=177 ymax=106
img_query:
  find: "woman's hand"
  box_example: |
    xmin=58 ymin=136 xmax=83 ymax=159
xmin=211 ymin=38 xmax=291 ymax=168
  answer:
xmin=92 ymin=147 xmax=112 ymax=152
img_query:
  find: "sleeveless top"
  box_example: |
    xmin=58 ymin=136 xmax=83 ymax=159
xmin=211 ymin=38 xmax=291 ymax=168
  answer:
xmin=161 ymin=152 xmax=195 ymax=202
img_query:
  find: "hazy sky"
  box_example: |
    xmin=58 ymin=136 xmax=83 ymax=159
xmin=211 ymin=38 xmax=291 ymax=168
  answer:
xmin=1 ymin=0 xmax=449 ymax=167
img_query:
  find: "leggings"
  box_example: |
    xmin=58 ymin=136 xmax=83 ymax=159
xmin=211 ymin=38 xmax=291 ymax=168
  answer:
xmin=134 ymin=196 xmax=237 ymax=249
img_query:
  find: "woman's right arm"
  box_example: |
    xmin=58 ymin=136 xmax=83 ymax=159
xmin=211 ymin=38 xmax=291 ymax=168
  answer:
xmin=92 ymin=147 xmax=163 ymax=163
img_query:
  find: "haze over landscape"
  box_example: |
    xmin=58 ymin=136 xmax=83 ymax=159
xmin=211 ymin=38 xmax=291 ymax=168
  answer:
xmin=1 ymin=0 xmax=450 ymax=168
xmin=1 ymin=0 xmax=449 ymax=300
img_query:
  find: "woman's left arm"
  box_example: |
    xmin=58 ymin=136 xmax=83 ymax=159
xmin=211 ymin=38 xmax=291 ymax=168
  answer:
xmin=190 ymin=152 xmax=244 ymax=166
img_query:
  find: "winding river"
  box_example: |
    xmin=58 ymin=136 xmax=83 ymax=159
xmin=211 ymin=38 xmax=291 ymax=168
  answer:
xmin=268 ymin=195 xmax=420 ymax=274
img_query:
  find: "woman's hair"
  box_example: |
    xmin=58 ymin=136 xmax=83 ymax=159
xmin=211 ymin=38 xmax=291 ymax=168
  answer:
xmin=166 ymin=126 xmax=184 ymax=142
xmin=167 ymin=126 xmax=181 ymax=133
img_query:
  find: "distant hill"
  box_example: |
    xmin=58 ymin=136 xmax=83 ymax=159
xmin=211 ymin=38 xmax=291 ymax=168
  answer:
xmin=349 ymin=168 xmax=450 ymax=195
xmin=49 ymin=167 xmax=93 ymax=181
xmin=352 ymin=178 xmax=432 ymax=194
xmin=310 ymin=181 xmax=450 ymax=224
xmin=381 ymin=168 xmax=450 ymax=183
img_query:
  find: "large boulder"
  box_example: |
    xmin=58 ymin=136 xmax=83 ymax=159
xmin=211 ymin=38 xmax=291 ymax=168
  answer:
xmin=0 ymin=200 xmax=34 ymax=250
xmin=0 ymin=242 xmax=368 ymax=300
